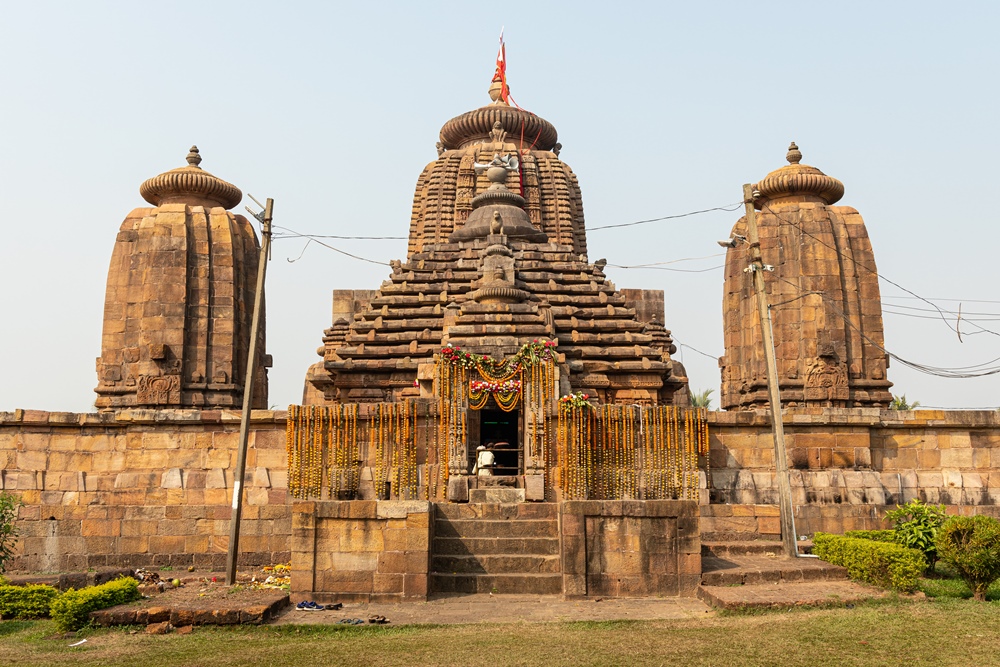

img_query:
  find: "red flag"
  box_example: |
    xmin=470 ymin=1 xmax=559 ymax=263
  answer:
xmin=492 ymin=29 xmax=510 ymax=104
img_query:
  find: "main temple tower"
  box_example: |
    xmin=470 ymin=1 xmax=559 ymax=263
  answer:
xmin=304 ymin=80 xmax=690 ymax=407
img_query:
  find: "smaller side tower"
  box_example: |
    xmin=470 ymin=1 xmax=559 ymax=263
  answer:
xmin=720 ymin=143 xmax=892 ymax=410
xmin=95 ymin=147 xmax=267 ymax=409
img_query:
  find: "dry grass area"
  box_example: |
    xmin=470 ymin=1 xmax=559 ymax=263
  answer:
xmin=2 ymin=598 xmax=999 ymax=667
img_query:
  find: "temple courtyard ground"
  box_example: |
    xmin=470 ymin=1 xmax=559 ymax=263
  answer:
xmin=2 ymin=597 xmax=999 ymax=667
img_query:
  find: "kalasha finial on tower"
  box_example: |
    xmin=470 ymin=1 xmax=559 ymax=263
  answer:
xmin=186 ymin=145 xmax=203 ymax=167
xmin=786 ymin=142 xmax=802 ymax=165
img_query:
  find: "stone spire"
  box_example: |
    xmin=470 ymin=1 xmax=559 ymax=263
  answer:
xmin=720 ymin=143 xmax=892 ymax=410
xmin=95 ymin=147 xmax=267 ymax=410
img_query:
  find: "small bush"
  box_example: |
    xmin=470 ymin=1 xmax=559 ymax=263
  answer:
xmin=50 ymin=576 xmax=140 ymax=632
xmin=812 ymin=532 xmax=926 ymax=592
xmin=935 ymin=515 xmax=1000 ymax=602
xmin=885 ymin=499 xmax=947 ymax=571
xmin=0 ymin=584 xmax=59 ymax=619
xmin=845 ymin=530 xmax=898 ymax=543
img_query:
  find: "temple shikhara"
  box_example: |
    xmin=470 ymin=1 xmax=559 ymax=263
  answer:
xmin=4 ymin=50 xmax=1000 ymax=609
xmin=304 ymin=80 xmax=689 ymax=409
xmin=720 ymin=142 xmax=892 ymax=411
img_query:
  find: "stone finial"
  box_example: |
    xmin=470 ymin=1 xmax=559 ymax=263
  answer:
xmin=786 ymin=142 xmax=802 ymax=165
xmin=139 ymin=145 xmax=242 ymax=209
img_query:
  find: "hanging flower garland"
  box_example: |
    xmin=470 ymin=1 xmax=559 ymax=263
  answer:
xmin=440 ymin=340 xmax=556 ymax=412
xmin=469 ymin=378 xmax=522 ymax=411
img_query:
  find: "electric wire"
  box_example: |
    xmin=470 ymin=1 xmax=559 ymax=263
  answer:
xmin=768 ymin=274 xmax=1000 ymax=378
xmin=588 ymin=202 xmax=744 ymax=230
xmin=761 ymin=202 xmax=1000 ymax=339
xmin=273 ymin=224 xmax=391 ymax=266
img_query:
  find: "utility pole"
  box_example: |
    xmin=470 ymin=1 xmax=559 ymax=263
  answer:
xmin=226 ymin=197 xmax=274 ymax=585
xmin=741 ymin=184 xmax=798 ymax=558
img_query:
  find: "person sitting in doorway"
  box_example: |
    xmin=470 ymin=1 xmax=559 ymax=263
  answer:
xmin=472 ymin=443 xmax=495 ymax=476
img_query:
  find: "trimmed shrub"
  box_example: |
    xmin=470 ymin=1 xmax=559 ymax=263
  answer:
xmin=885 ymin=499 xmax=947 ymax=571
xmin=845 ymin=530 xmax=898 ymax=543
xmin=0 ymin=584 xmax=59 ymax=619
xmin=50 ymin=576 xmax=140 ymax=632
xmin=813 ymin=532 xmax=926 ymax=592
xmin=936 ymin=515 xmax=1000 ymax=602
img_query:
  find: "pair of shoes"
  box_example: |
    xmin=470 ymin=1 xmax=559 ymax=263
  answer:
xmin=296 ymin=601 xmax=323 ymax=611
xmin=338 ymin=618 xmax=364 ymax=625
xmin=368 ymin=615 xmax=388 ymax=624
xmin=325 ymin=603 xmax=343 ymax=611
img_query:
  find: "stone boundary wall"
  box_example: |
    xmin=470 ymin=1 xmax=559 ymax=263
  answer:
xmin=0 ymin=409 xmax=289 ymax=572
xmin=706 ymin=408 xmax=1000 ymax=535
xmin=561 ymin=500 xmax=700 ymax=598
xmin=290 ymin=500 xmax=431 ymax=603
xmin=5 ymin=407 xmax=1000 ymax=573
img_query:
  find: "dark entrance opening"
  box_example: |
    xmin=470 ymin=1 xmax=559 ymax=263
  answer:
xmin=469 ymin=408 xmax=521 ymax=476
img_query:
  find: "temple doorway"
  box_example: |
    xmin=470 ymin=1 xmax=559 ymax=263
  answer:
xmin=467 ymin=408 xmax=521 ymax=476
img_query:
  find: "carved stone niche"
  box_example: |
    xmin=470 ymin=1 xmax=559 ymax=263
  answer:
xmin=136 ymin=374 xmax=181 ymax=405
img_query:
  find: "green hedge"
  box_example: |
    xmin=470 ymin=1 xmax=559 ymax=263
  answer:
xmin=0 ymin=584 xmax=59 ymax=619
xmin=50 ymin=576 xmax=140 ymax=632
xmin=813 ymin=532 xmax=926 ymax=592
xmin=845 ymin=530 xmax=898 ymax=543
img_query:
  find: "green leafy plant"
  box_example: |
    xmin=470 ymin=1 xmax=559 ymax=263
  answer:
xmin=889 ymin=394 xmax=921 ymax=410
xmin=49 ymin=576 xmax=140 ymax=632
xmin=885 ymin=499 xmax=947 ymax=571
xmin=812 ymin=532 xmax=926 ymax=592
xmin=0 ymin=583 xmax=58 ymax=619
xmin=935 ymin=515 xmax=1000 ymax=601
xmin=0 ymin=492 xmax=22 ymax=574
xmin=691 ymin=389 xmax=714 ymax=409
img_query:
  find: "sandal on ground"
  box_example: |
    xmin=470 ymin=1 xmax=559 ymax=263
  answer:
xmin=325 ymin=603 xmax=343 ymax=611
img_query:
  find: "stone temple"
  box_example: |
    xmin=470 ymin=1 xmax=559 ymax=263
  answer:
xmin=5 ymin=64 xmax=1000 ymax=607
xmin=303 ymin=80 xmax=690 ymax=409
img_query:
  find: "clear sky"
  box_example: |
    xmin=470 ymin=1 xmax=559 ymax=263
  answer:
xmin=2 ymin=1 xmax=998 ymax=413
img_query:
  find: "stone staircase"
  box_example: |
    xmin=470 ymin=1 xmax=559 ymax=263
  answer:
xmin=430 ymin=502 xmax=562 ymax=595
xmin=697 ymin=540 xmax=882 ymax=609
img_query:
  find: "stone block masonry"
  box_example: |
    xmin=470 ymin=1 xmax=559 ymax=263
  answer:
xmin=561 ymin=500 xmax=701 ymax=598
xmin=0 ymin=409 xmax=289 ymax=572
xmin=706 ymin=408 xmax=1000 ymax=535
xmin=291 ymin=500 xmax=431 ymax=603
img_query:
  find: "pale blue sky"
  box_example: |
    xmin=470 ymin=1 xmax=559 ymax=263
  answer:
xmin=2 ymin=1 xmax=998 ymax=412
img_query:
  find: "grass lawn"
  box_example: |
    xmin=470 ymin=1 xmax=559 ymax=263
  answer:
xmin=919 ymin=562 xmax=1000 ymax=601
xmin=2 ymin=597 xmax=1000 ymax=667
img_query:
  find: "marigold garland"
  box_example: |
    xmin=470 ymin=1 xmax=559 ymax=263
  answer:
xmin=556 ymin=403 xmax=708 ymax=500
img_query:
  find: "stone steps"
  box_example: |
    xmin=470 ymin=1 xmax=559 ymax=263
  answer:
xmin=435 ymin=519 xmax=559 ymax=539
xmin=697 ymin=539 xmax=872 ymax=609
xmin=430 ymin=573 xmax=564 ymax=595
xmin=700 ymin=554 xmax=847 ymax=586
xmin=433 ymin=537 xmax=561 ymax=556
xmin=430 ymin=502 xmax=562 ymax=595
xmin=432 ymin=554 xmax=562 ymax=575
